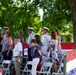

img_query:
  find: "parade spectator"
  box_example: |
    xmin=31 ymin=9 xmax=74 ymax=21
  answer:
xmin=29 ymin=39 xmax=42 ymax=75
xmin=2 ymin=31 xmax=13 ymax=60
xmin=35 ymin=35 xmax=43 ymax=71
xmin=50 ymin=31 xmax=59 ymax=72
xmin=1 ymin=27 xmax=9 ymax=40
xmin=18 ymin=31 xmax=24 ymax=43
xmin=55 ymin=29 xmax=62 ymax=60
xmin=13 ymin=36 xmax=22 ymax=75
xmin=40 ymin=27 xmax=51 ymax=62
xmin=1 ymin=27 xmax=9 ymax=45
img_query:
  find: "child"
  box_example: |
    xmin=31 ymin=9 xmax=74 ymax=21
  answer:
xmin=29 ymin=39 xmax=42 ymax=75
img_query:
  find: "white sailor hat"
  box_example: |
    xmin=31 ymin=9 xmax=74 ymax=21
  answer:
xmin=3 ymin=26 xmax=9 ymax=29
xmin=28 ymin=27 xmax=34 ymax=30
xmin=43 ymin=27 xmax=49 ymax=31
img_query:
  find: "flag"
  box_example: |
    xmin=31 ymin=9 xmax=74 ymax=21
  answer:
xmin=22 ymin=43 xmax=28 ymax=58
xmin=0 ymin=70 xmax=2 ymax=75
xmin=66 ymin=50 xmax=76 ymax=75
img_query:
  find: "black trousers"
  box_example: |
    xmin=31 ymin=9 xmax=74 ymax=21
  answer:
xmin=28 ymin=47 xmax=32 ymax=61
xmin=28 ymin=47 xmax=32 ymax=69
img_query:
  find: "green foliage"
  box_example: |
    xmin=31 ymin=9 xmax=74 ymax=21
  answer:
xmin=0 ymin=0 xmax=72 ymax=41
xmin=39 ymin=0 xmax=72 ymax=32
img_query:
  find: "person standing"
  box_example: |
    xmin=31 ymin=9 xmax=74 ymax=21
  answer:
xmin=50 ymin=31 xmax=59 ymax=72
xmin=18 ymin=31 xmax=24 ymax=44
xmin=27 ymin=27 xmax=35 ymax=45
xmin=29 ymin=39 xmax=42 ymax=75
xmin=27 ymin=27 xmax=35 ymax=70
xmin=13 ymin=36 xmax=22 ymax=75
xmin=1 ymin=27 xmax=9 ymax=40
xmin=40 ymin=27 xmax=51 ymax=62
xmin=27 ymin=27 xmax=35 ymax=61
xmin=1 ymin=27 xmax=9 ymax=46
xmin=35 ymin=35 xmax=43 ymax=71
xmin=55 ymin=29 xmax=62 ymax=60
xmin=2 ymin=31 xmax=13 ymax=60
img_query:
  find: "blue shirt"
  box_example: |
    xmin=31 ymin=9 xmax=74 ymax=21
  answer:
xmin=2 ymin=39 xmax=9 ymax=52
xmin=30 ymin=45 xmax=40 ymax=59
xmin=38 ymin=42 xmax=43 ymax=47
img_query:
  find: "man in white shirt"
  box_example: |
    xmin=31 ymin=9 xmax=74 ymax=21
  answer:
xmin=13 ymin=36 xmax=22 ymax=75
xmin=41 ymin=27 xmax=51 ymax=62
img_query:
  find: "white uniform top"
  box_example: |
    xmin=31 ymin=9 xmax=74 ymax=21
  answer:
xmin=41 ymin=33 xmax=51 ymax=62
xmin=27 ymin=32 xmax=35 ymax=45
xmin=13 ymin=42 xmax=22 ymax=57
xmin=41 ymin=33 xmax=51 ymax=46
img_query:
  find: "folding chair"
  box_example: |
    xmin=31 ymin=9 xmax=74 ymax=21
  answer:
xmin=0 ymin=69 xmax=2 ymax=75
xmin=21 ymin=43 xmax=28 ymax=70
xmin=52 ymin=56 xmax=64 ymax=75
xmin=22 ymin=43 xmax=28 ymax=58
xmin=21 ymin=61 xmax=32 ymax=75
xmin=21 ymin=43 xmax=29 ymax=75
xmin=52 ymin=63 xmax=64 ymax=75
xmin=0 ymin=60 xmax=11 ymax=75
xmin=37 ymin=62 xmax=53 ymax=75
xmin=0 ymin=53 xmax=3 ymax=64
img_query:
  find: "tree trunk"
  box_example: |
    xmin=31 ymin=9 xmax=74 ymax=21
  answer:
xmin=68 ymin=0 xmax=76 ymax=49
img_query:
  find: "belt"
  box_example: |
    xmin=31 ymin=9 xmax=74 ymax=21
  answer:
xmin=13 ymin=56 xmax=18 ymax=58
xmin=13 ymin=56 xmax=22 ymax=58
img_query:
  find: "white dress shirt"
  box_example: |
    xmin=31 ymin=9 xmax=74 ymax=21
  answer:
xmin=13 ymin=42 xmax=22 ymax=57
xmin=41 ymin=33 xmax=51 ymax=46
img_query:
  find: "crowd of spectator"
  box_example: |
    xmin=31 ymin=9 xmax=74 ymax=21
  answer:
xmin=0 ymin=26 xmax=62 ymax=75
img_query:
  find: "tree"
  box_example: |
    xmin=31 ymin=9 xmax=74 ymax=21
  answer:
xmin=68 ymin=0 xmax=76 ymax=48
xmin=0 ymin=0 xmax=41 ymax=37
xmin=0 ymin=0 xmax=73 ymax=42
xmin=39 ymin=0 xmax=72 ymax=33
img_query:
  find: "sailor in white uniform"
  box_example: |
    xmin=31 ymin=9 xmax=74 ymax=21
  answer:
xmin=27 ymin=27 xmax=35 ymax=45
xmin=41 ymin=27 xmax=51 ymax=62
xmin=27 ymin=27 xmax=35 ymax=63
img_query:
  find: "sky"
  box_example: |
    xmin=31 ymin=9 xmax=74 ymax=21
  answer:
xmin=39 ymin=8 xmax=43 ymax=21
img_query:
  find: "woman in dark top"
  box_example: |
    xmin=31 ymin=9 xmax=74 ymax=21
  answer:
xmin=29 ymin=39 xmax=42 ymax=75
xmin=2 ymin=31 xmax=13 ymax=60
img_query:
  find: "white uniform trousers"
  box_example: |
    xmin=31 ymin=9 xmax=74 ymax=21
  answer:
xmin=31 ymin=58 xmax=39 ymax=75
xmin=41 ymin=46 xmax=49 ymax=62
